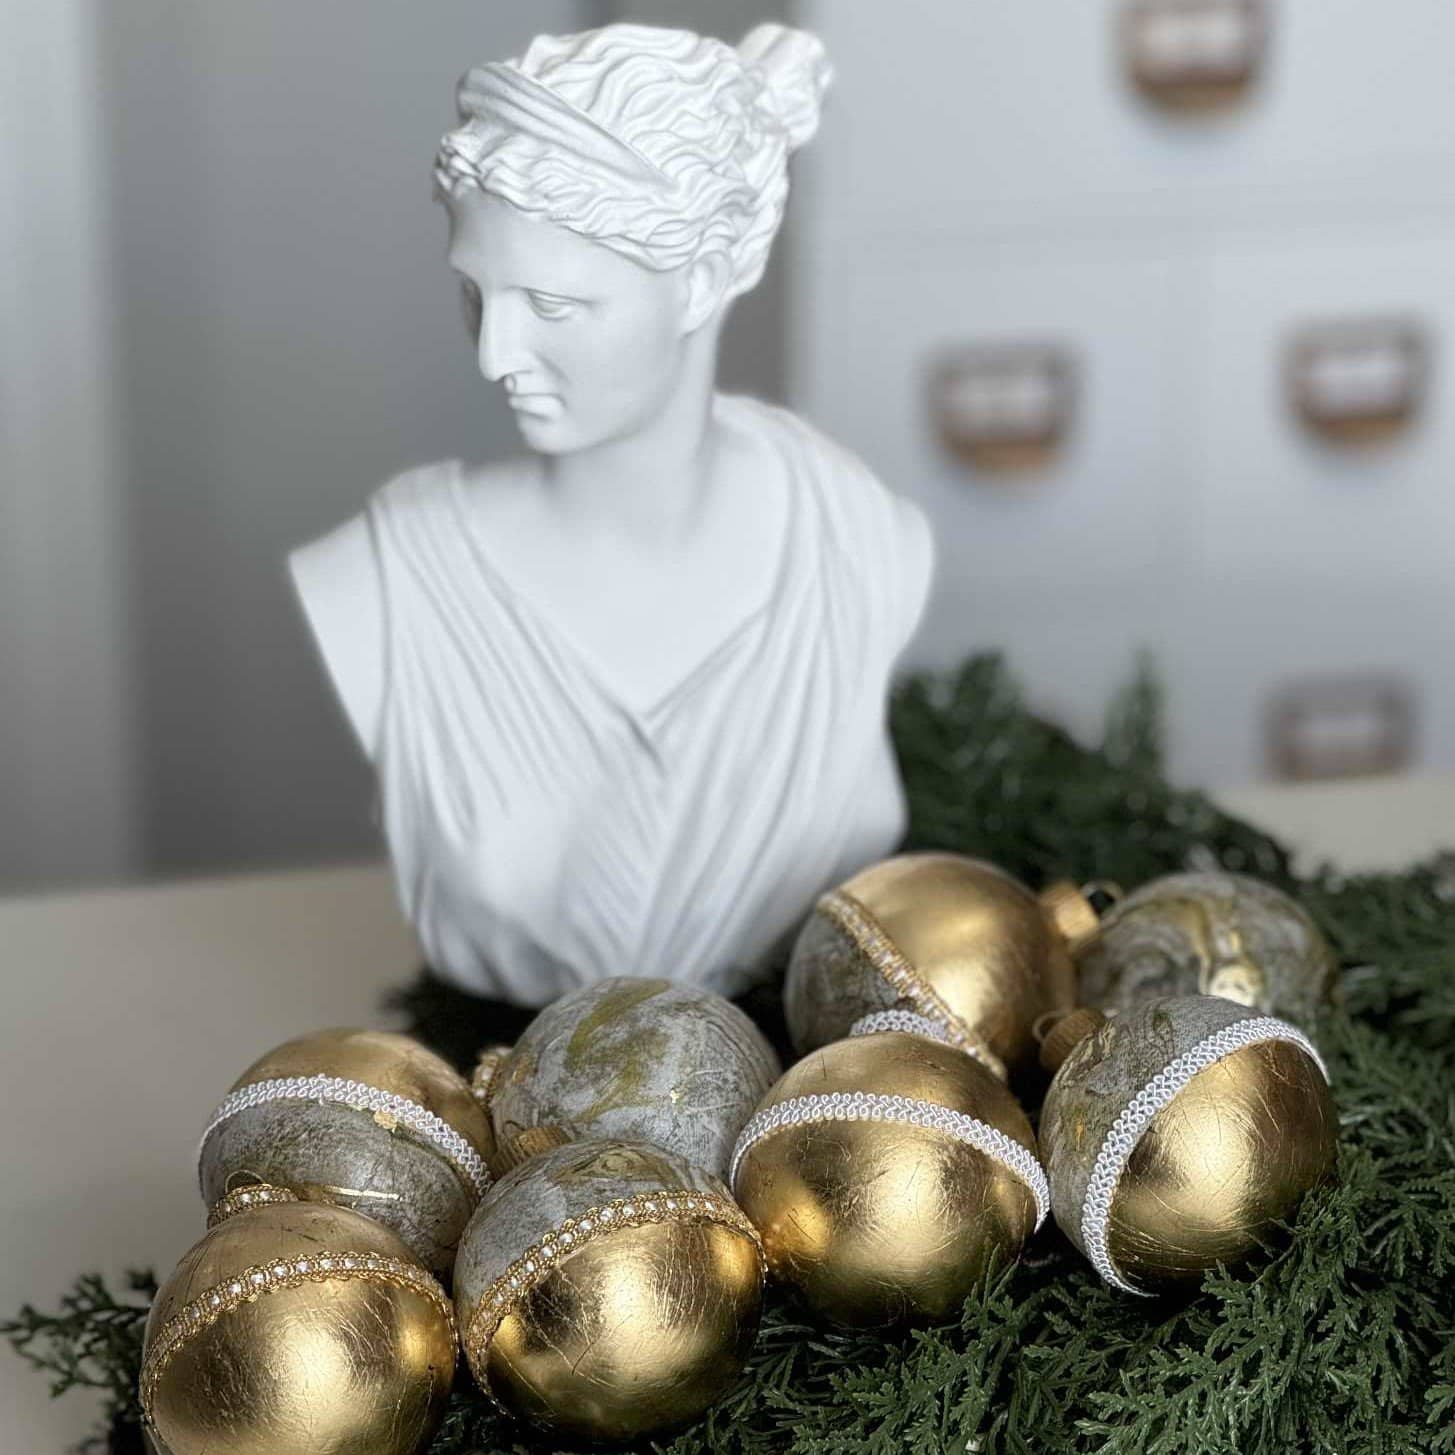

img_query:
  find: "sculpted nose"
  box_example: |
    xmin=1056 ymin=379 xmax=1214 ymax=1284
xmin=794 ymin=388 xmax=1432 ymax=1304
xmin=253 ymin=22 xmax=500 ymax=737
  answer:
xmin=477 ymin=298 xmax=529 ymax=383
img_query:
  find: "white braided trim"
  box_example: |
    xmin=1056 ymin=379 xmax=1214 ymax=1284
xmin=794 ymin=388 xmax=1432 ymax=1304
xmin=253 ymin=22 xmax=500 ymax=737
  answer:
xmin=849 ymin=1010 xmax=958 ymax=1047
xmin=730 ymin=1091 xmax=1049 ymax=1230
xmin=1080 ymin=1016 xmax=1328 ymax=1296
xmin=199 ymin=1076 xmax=492 ymax=1202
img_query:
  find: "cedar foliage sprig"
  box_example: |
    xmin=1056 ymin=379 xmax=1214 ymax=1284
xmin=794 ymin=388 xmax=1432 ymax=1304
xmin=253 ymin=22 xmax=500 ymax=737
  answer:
xmin=8 ymin=654 xmax=1454 ymax=1455
xmin=0 ymin=1270 xmax=156 ymax=1451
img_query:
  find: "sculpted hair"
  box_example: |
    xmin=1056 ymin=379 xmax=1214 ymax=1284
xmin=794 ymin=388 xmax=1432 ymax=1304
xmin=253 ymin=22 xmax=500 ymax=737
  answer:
xmin=434 ymin=23 xmax=832 ymax=300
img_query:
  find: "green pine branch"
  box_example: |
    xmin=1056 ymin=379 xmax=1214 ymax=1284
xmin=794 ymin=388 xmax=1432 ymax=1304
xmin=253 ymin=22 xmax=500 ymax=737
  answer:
xmin=8 ymin=654 xmax=1454 ymax=1455
xmin=1 ymin=1269 xmax=155 ymax=1452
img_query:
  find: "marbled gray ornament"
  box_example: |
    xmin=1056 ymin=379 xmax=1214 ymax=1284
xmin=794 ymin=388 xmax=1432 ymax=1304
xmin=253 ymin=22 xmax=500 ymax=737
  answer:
xmin=454 ymin=1138 xmax=735 ymax=1330
xmin=1076 ymin=871 xmax=1337 ymax=1025
xmin=199 ymin=1101 xmax=474 ymax=1279
xmin=783 ymin=905 xmax=903 ymax=1053
xmin=488 ymin=977 xmax=781 ymax=1179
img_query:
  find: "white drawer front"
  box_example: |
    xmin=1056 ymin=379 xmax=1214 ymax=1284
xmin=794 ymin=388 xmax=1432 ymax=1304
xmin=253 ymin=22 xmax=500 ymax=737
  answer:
xmin=801 ymin=0 xmax=1455 ymax=232
xmin=800 ymin=241 xmax=1189 ymax=596
xmin=1196 ymin=229 xmax=1455 ymax=585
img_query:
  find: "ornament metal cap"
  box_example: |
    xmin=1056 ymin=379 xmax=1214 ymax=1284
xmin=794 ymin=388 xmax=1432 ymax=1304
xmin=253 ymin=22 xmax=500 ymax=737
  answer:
xmin=497 ymin=1124 xmax=573 ymax=1172
xmin=1038 ymin=881 xmax=1105 ymax=956
xmin=1036 ymin=1007 xmax=1108 ymax=1073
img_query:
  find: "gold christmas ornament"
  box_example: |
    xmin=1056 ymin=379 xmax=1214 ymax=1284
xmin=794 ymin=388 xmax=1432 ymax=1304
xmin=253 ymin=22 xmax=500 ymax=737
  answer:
xmin=1039 ymin=995 xmax=1337 ymax=1295
xmin=198 ymin=1028 xmax=495 ymax=1277
xmin=488 ymin=977 xmax=781 ymax=1179
xmin=454 ymin=1138 xmax=765 ymax=1443
xmin=141 ymin=1188 xmax=456 ymax=1455
xmin=784 ymin=852 xmax=1083 ymax=1077
xmin=730 ymin=1016 xmax=1048 ymax=1327
xmin=1075 ymin=870 xmax=1339 ymax=1025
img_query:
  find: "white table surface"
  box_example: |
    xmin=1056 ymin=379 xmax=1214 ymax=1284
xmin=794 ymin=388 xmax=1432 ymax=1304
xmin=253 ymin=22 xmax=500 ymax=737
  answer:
xmin=3 ymin=774 xmax=1452 ymax=1447
xmin=0 ymin=862 xmax=417 ymax=1451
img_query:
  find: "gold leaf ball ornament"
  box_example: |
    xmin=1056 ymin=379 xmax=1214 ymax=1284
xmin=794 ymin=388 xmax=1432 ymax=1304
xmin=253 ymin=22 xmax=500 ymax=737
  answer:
xmin=1075 ymin=871 xmax=1339 ymax=1024
xmin=487 ymin=977 xmax=781 ymax=1179
xmin=784 ymin=853 xmax=1084 ymax=1077
xmin=1039 ymin=995 xmax=1337 ymax=1295
xmin=730 ymin=1019 xmax=1048 ymax=1327
xmin=197 ymin=1028 xmax=495 ymax=1278
xmin=141 ymin=1189 xmax=456 ymax=1455
xmin=454 ymin=1138 xmax=765 ymax=1443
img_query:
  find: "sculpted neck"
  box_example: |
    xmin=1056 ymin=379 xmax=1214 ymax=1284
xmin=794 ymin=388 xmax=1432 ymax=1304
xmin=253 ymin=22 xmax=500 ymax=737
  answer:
xmin=540 ymin=321 xmax=724 ymax=548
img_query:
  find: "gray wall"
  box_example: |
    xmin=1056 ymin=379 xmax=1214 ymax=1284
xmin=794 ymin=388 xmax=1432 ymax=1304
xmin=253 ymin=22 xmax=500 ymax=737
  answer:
xmin=1 ymin=0 xmax=135 ymax=892
xmin=103 ymin=1 xmax=584 ymax=876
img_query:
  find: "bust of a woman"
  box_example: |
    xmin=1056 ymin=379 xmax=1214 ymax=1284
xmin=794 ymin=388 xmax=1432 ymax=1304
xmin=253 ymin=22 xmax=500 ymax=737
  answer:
xmin=290 ymin=23 xmax=933 ymax=1006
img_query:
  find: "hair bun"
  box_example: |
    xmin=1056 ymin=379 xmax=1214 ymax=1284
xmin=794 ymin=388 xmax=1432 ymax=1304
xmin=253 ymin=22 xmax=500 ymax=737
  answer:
xmin=737 ymin=23 xmax=832 ymax=151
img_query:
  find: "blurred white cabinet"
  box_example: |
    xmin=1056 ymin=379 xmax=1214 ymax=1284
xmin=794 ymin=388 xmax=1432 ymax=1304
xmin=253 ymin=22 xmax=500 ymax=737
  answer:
xmin=805 ymin=0 xmax=1455 ymax=234
xmin=1198 ymin=228 xmax=1455 ymax=587
xmin=804 ymin=243 xmax=1188 ymax=594
xmin=793 ymin=0 xmax=1455 ymax=787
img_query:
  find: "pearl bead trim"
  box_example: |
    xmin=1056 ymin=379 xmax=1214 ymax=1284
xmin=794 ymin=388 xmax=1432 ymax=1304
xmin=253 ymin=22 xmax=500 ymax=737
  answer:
xmin=849 ymin=1009 xmax=958 ymax=1045
xmin=199 ymin=1075 xmax=492 ymax=1202
xmin=818 ymin=890 xmax=1008 ymax=1080
xmin=470 ymin=1047 xmax=510 ymax=1110
xmin=140 ymin=1251 xmax=455 ymax=1425
xmin=206 ymin=1183 xmax=299 ymax=1228
xmin=729 ymin=1091 xmax=1049 ymax=1230
xmin=461 ymin=1191 xmax=765 ymax=1385
xmin=1079 ymin=1015 xmax=1329 ymax=1296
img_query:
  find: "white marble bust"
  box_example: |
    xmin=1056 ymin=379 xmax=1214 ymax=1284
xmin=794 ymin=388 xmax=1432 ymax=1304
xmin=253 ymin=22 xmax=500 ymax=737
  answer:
xmin=290 ymin=22 xmax=934 ymax=1006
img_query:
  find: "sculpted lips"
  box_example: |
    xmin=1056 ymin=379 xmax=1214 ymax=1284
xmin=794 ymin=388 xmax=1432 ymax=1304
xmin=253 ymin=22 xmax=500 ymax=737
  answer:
xmin=504 ymin=385 xmax=564 ymax=419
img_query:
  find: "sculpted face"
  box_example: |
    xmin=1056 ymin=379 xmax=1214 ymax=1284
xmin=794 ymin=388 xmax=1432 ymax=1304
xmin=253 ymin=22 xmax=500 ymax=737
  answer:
xmin=447 ymin=190 xmax=693 ymax=454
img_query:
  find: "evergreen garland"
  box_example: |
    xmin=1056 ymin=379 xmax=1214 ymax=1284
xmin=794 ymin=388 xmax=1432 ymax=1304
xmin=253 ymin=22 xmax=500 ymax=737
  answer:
xmin=7 ymin=654 xmax=1453 ymax=1455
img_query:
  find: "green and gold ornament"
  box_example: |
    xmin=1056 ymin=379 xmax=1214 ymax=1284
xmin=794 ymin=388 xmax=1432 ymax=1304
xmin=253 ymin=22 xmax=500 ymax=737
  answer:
xmin=453 ymin=1138 xmax=765 ymax=1443
xmin=784 ymin=852 xmax=1088 ymax=1078
xmin=1075 ymin=870 xmax=1338 ymax=1024
xmin=1039 ymin=995 xmax=1337 ymax=1295
xmin=197 ymin=1028 xmax=495 ymax=1278
xmin=731 ymin=1011 xmax=1048 ymax=1327
xmin=486 ymin=976 xmax=781 ymax=1179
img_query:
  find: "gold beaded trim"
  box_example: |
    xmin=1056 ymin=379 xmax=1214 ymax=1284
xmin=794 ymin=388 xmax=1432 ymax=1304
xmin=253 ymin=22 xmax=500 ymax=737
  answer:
xmin=462 ymin=1191 xmax=766 ymax=1378
xmin=139 ymin=1251 xmax=455 ymax=1424
xmin=206 ymin=1183 xmax=300 ymax=1228
xmin=471 ymin=1045 xmax=511 ymax=1110
xmin=818 ymin=890 xmax=1008 ymax=1081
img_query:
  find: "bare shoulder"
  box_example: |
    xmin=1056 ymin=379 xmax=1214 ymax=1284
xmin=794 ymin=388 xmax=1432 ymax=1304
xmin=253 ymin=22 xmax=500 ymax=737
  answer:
xmin=894 ymin=491 xmax=935 ymax=584
xmin=712 ymin=395 xmax=793 ymax=505
xmin=455 ymin=456 xmax=536 ymax=499
xmin=290 ymin=513 xmax=374 ymax=590
xmin=287 ymin=456 xmax=484 ymax=758
xmin=730 ymin=395 xmax=920 ymax=533
xmin=289 ymin=457 xmax=459 ymax=613
xmin=894 ymin=491 xmax=936 ymax=647
xmin=454 ymin=455 xmax=541 ymax=537
xmin=724 ymin=396 xmax=935 ymax=645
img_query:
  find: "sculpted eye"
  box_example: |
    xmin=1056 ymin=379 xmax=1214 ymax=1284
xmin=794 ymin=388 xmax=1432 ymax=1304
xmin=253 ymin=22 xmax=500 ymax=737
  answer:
xmin=526 ymin=290 xmax=579 ymax=321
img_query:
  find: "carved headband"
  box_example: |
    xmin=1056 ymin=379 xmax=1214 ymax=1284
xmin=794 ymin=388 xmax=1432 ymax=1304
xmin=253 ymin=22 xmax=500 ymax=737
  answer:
xmin=454 ymin=63 xmax=668 ymax=189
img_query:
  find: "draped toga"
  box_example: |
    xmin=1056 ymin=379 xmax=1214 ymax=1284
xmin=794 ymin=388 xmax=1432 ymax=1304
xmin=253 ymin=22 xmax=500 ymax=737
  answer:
xmin=366 ymin=393 xmax=925 ymax=1005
